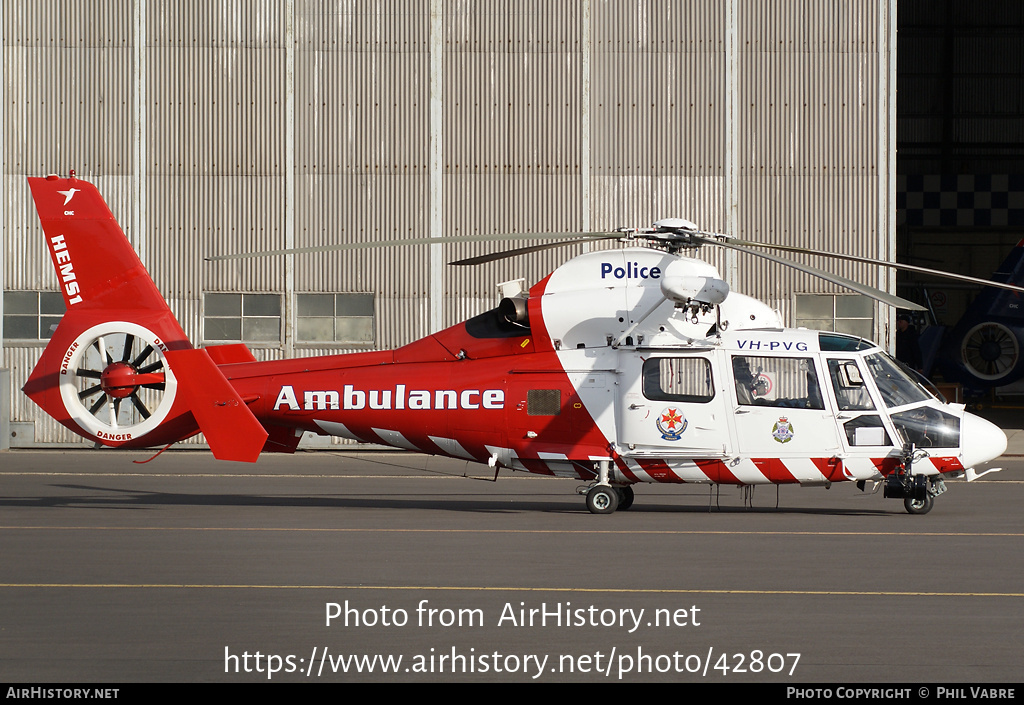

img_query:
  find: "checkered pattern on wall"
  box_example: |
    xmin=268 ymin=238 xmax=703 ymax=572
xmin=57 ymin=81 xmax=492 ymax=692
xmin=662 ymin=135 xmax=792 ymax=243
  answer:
xmin=897 ymin=175 xmax=1024 ymax=227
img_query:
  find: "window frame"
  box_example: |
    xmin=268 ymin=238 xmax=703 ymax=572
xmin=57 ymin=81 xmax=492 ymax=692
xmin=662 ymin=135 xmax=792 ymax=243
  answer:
xmin=202 ymin=292 xmax=284 ymax=346
xmin=295 ymin=292 xmax=376 ymax=347
xmin=641 ymin=357 xmax=716 ymax=404
xmin=794 ymin=293 xmax=874 ymax=339
xmin=2 ymin=290 xmax=66 ymax=343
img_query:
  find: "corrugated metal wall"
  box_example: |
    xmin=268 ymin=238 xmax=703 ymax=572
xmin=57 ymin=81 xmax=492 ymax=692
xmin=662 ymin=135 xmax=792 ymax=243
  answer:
xmin=734 ymin=0 xmax=888 ymax=320
xmin=2 ymin=0 xmax=895 ymax=445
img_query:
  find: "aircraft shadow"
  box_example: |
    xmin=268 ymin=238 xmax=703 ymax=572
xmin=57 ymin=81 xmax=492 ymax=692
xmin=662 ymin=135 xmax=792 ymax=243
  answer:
xmin=0 ymin=482 xmax=896 ymax=516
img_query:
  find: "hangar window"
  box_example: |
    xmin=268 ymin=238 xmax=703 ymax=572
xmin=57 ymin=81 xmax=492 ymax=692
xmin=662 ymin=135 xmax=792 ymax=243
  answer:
xmin=297 ymin=293 xmax=374 ymax=344
xmin=203 ymin=293 xmax=282 ymax=344
xmin=795 ymin=294 xmax=873 ymax=339
xmin=3 ymin=291 xmax=65 ymax=341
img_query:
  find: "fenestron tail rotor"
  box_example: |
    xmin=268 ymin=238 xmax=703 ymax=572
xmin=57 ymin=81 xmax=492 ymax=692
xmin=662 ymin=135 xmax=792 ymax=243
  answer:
xmin=60 ymin=323 xmax=178 ymax=441
xmin=961 ymin=322 xmax=1020 ymax=381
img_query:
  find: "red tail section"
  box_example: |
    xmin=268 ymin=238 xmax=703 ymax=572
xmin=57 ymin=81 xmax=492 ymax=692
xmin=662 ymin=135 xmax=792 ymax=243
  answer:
xmin=24 ymin=174 xmax=268 ymax=461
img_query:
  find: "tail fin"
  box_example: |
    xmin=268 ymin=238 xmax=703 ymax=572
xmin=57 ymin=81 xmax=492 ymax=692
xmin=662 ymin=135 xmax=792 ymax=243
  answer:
xmin=938 ymin=240 xmax=1024 ymax=389
xmin=23 ymin=174 xmax=267 ymax=461
xmin=959 ymin=239 xmax=1024 ymax=323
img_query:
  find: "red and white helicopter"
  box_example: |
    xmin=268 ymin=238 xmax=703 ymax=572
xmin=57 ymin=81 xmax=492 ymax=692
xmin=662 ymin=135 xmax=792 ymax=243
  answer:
xmin=23 ymin=174 xmax=1016 ymax=514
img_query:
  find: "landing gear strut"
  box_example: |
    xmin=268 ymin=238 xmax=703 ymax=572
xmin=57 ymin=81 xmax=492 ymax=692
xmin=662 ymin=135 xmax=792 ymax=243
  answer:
xmin=883 ymin=443 xmax=946 ymax=515
xmin=580 ymin=460 xmax=634 ymax=514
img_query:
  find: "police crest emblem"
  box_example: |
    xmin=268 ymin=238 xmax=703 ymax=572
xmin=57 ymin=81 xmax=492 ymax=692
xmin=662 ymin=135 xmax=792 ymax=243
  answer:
xmin=772 ymin=416 xmax=794 ymax=443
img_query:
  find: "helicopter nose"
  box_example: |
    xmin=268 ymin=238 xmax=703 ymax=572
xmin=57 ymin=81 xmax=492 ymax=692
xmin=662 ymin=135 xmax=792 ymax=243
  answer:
xmin=960 ymin=412 xmax=1008 ymax=468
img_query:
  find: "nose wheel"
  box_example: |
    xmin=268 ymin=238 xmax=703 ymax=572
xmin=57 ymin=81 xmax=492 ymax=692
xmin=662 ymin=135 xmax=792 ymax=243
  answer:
xmin=903 ymin=494 xmax=934 ymax=515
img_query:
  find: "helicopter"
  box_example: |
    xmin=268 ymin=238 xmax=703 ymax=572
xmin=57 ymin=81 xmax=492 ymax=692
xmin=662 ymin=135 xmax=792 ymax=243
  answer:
xmin=21 ymin=174 xmax=1017 ymax=515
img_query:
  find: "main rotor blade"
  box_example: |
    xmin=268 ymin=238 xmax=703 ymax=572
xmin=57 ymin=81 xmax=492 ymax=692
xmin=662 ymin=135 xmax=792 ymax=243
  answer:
xmin=696 ymin=235 xmax=926 ymax=311
xmin=206 ymin=232 xmax=619 ymax=262
xmin=718 ymin=235 xmax=1024 ymax=295
xmin=449 ymin=236 xmax=615 ymax=266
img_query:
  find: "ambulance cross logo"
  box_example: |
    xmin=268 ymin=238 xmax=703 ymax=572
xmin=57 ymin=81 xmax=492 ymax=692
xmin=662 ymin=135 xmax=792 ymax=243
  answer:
xmin=772 ymin=416 xmax=794 ymax=443
xmin=656 ymin=407 xmax=687 ymax=441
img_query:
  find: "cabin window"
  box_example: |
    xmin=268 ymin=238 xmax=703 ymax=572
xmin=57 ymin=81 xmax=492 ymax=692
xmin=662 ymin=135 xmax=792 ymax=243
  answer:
xmin=2 ymin=291 xmax=65 ymax=341
xmin=204 ymin=293 xmax=282 ymax=344
xmin=795 ymin=294 xmax=873 ymax=339
xmin=642 ymin=358 xmax=714 ymax=403
xmin=527 ymin=389 xmax=561 ymax=416
xmin=297 ymin=293 xmax=374 ymax=344
xmin=732 ymin=355 xmax=824 ymax=409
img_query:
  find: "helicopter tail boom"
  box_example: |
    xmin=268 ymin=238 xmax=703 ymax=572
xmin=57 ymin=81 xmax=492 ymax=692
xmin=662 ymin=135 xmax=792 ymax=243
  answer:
xmin=22 ymin=175 xmax=269 ymax=461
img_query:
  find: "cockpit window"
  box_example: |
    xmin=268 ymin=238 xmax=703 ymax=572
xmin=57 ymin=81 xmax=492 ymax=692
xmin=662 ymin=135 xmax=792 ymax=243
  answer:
xmin=643 ymin=358 xmax=714 ymax=403
xmin=864 ymin=353 xmax=930 ymax=408
xmin=732 ymin=355 xmax=824 ymax=409
xmin=890 ymin=407 xmax=960 ymax=448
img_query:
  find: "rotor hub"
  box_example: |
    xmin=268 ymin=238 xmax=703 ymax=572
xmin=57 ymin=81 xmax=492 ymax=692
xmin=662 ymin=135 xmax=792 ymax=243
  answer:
xmin=100 ymin=362 xmax=139 ymax=398
xmin=979 ymin=339 xmax=1002 ymax=362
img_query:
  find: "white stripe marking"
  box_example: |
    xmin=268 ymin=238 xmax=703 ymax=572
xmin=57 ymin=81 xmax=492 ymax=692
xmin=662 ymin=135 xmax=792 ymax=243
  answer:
xmin=728 ymin=459 xmax=771 ymax=485
xmin=428 ymin=436 xmax=475 ymax=460
xmin=314 ymin=420 xmax=366 ymax=443
xmin=783 ymin=457 xmax=829 ymax=484
xmin=842 ymin=457 xmax=884 ymax=481
xmin=372 ymin=428 xmax=419 ymax=451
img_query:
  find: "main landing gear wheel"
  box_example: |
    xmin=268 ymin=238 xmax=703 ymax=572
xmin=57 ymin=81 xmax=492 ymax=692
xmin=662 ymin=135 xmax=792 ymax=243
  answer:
xmin=615 ymin=485 xmax=635 ymax=511
xmin=904 ymin=494 xmax=934 ymax=515
xmin=586 ymin=485 xmax=619 ymax=514
xmin=59 ymin=322 xmax=178 ymax=442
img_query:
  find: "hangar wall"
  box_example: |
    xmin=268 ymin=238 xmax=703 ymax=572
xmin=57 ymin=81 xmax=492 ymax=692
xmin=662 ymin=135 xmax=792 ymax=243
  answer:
xmin=897 ymin=0 xmax=1024 ymax=325
xmin=1 ymin=0 xmax=896 ymax=446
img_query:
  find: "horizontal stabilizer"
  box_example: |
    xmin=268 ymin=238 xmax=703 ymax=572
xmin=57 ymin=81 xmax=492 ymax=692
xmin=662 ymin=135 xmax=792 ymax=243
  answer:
xmin=164 ymin=349 xmax=268 ymax=462
xmin=204 ymin=343 xmax=258 ymax=365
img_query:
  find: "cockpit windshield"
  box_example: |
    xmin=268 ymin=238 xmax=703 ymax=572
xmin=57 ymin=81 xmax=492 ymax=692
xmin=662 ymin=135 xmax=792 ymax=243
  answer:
xmin=864 ymin=352 xmax=931 ymax=408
